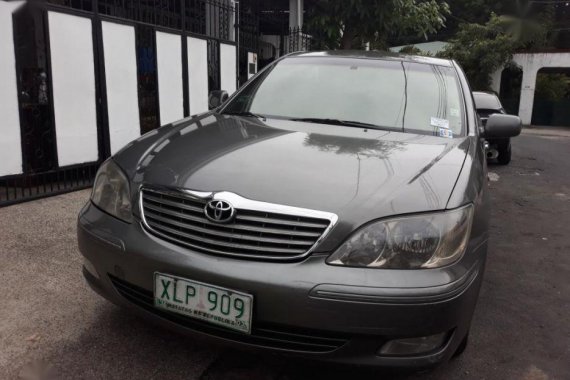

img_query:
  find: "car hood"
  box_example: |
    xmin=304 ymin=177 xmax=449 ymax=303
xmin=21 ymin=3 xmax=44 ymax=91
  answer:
xmin=116 ymin=113 xmax=470 ymax=249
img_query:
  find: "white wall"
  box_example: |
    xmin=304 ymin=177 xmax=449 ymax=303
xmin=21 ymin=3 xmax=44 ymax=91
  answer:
xmin=0 ymin=1 xmax=24 ymax=176
xmin=102 ymin=21 xmax=141 ymax=154
xmin=156 ymin=31 xmax=184 ymax=125
xmin=220 ymin=43 xmax=237 ymax=95
xmin=389 ymin=41 xmax=450 ymax=55
xmin=187 ymin=37 xmax=209 ymax=115
xmin=49 ymin=11 xmax=99 ymax=166
xmin=491 ymin=52 xmax=570 ymax=125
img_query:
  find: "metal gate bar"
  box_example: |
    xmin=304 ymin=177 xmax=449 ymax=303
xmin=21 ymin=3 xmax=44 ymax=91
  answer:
xmin=1 ymin=0 xmax=260 ymax=208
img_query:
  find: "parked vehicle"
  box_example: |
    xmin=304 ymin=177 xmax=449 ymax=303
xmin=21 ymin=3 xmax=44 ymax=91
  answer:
xmin=78 ymin=51 xmax=521 ymax=369
xmin=473 ymin=91 xmax=513 ymax=165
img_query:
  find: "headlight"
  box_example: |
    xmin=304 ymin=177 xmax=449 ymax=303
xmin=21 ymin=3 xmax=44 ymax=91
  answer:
xmin=327 ymin=205 xmax=473 ymax=269
xmin=91 ymin=159 xmax=132 ymax=223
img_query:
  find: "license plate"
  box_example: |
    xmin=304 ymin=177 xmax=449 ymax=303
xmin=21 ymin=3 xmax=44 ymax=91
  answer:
xmin=153 ymin=273 xmax=253 ymax=334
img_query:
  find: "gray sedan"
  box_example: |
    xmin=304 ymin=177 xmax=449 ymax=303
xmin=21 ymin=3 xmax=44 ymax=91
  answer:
xmin=78 ymin=51 xmax=521 ymax=369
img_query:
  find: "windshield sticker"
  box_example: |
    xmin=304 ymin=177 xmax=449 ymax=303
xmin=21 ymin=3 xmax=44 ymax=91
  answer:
xmin=450 ymin=108 xmax=460 ymax=117
xmin=439 ymin=128 xmax=453 ymax=138
xmin=431 ymin=117 xmax=450 ymax=129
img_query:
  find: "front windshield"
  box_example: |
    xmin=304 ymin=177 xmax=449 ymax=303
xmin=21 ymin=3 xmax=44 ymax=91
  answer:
xmin=222 ymin=56 xmax=465 ymax=137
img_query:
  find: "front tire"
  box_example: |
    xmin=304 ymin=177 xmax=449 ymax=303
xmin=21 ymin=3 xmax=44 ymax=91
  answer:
xmin=497 ymin=142 xmax=511 ymax=165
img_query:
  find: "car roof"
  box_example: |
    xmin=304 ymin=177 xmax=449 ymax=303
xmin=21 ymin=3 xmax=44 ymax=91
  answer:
xmin=287 ymin=50 xmax=454 ymax=67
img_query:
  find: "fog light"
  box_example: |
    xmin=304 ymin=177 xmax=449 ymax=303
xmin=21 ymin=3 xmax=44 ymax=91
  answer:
xmin=83 ymin=259 xmax=100 ymax=279
xmin=378 ymin=332 xmax=448 ymax=356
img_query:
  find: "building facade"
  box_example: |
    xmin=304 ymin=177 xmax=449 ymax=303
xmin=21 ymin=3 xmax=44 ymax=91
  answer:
xmin=491 ymin=51 xmax=570 ymax=126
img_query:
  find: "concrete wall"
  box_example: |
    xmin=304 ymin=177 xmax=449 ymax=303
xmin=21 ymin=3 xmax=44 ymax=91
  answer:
xmin=390 ymin=41 xmax=450 ymax=55
xmin=260 ymin=35 xmax=281 ymax=59
xmin=491 ymin=52 xmax=570 ymax=125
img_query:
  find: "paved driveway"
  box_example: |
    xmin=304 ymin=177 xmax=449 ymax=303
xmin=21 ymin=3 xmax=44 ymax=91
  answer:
xmin=1 ymin=129 xmax=569 ymax=380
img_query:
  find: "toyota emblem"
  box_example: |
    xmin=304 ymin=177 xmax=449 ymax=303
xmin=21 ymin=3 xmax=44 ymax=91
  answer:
xmin=204 ymin=200 xmax=235 ymax=223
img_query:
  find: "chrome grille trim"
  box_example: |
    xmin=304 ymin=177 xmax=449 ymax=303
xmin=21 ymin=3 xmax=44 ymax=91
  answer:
xmin=235 ymin=213 xmax=329 ymax=229
xmin=139 ymin=187 xmax=338 ymax=261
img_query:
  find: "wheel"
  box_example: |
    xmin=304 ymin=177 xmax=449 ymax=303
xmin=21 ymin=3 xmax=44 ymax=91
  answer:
xmin=497 ymin=142 xmax=511 ymax=165
xmin=452 ymin=332 xmax=469 ymax=358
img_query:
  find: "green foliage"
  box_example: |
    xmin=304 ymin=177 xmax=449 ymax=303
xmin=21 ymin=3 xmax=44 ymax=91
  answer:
xmin=492 ymin=14 xmax=550 ymax=49
xmin=444 ymin=0 xmax=514 ymax=29
xmin=437 ymin=13 xmax=551 ymax=90
xmin=397 ymin=45 xmax=424 ymax=55
xmin=305 ymin=0 xmax=450 ymax=50
xmin=396 ymin=45 xmax=434 ymax=56
xmin=388 ymin=0 xmax=510 ymax=48
xmin=535 ymin=74 xmax=570 ymax=102
xmin=437 ymin=14 xmax=514 ymax=90
xmin=438 ymin=0 xmax=556 ymax=46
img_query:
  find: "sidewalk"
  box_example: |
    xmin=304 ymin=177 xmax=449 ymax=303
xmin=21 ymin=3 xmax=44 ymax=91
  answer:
xmin=522 ymin=125 xmax=570 ymax=138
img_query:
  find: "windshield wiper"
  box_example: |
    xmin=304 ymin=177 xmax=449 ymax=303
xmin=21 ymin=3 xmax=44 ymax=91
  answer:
xmin=224 ymin=111 xmax=266 ymax=121
xmin=290 ymin=118 xmax=383 ymax=130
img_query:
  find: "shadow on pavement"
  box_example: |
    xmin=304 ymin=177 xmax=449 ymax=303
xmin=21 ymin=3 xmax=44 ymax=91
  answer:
xmin=198 ymin=348 xmax=467 ymax=380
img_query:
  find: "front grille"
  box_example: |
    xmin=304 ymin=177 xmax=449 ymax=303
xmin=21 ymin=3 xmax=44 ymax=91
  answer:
xmin=109 ymin=275 xmax=348 ymax=353
xmin=140 ymin=188 xmax=334 ymax=260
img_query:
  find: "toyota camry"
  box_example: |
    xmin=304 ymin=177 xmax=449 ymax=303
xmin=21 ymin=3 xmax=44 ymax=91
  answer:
xmin=78 ymin=51 xmax=521 ymax=368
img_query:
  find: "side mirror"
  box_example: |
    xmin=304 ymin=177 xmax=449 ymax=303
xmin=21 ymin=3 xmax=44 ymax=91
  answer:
xmin=208 ymin=90 xmax=229 ymax=109
xmin=483 ymin=114 xmax=522 ymax=138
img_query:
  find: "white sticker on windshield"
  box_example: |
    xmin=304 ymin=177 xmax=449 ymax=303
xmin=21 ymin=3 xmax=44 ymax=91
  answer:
xmin=431 ymin=117 xmax=450 ymax=129
xmin=439 ymin=128 xmax=453 ymax=138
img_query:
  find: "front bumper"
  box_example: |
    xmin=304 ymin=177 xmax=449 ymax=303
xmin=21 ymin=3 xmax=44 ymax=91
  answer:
xmin=78 ymin=202 xmax=487 ymax=368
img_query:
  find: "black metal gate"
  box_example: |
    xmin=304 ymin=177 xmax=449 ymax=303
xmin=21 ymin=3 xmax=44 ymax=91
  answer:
xmin=236 ymin=0 xmax=259 ymax=86
xmin=1 ymin=0 xmax=258 ymax=207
